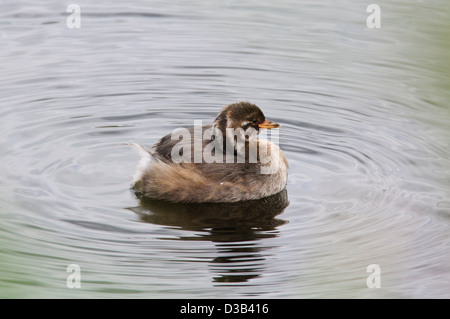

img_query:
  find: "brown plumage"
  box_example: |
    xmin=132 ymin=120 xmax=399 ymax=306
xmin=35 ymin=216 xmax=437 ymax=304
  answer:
xmin=131 ymin=102 xmax=289 ymax=203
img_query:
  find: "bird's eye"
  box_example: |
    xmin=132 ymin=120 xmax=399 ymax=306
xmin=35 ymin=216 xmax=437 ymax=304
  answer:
xmin=251 ymin=119 xmax=258 ymax=124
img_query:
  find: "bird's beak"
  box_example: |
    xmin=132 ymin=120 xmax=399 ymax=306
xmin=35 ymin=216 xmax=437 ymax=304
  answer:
xmin=258 ymin=119 xmax=281 ymax=129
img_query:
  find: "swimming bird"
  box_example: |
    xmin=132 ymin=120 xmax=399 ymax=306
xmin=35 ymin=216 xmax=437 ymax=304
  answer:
xmin=131 ymin=102 xmax=288 ymax=203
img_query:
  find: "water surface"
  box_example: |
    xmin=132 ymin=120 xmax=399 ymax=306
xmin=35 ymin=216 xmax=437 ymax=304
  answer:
xmin=0 ymin=0 xmax=449 ymax=298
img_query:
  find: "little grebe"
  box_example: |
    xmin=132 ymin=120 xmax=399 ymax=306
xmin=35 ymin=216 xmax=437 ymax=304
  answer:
xmin=132 ymin=102 xmax=288 ymax=203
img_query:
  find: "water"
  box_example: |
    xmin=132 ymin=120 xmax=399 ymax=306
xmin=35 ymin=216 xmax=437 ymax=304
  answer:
xmin=1 ymin=0 xmax=449 ymax=298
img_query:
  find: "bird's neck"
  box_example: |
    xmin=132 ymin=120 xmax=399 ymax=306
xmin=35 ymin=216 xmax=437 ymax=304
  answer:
xmin=212 ymin=122 xmax=260 ymax=160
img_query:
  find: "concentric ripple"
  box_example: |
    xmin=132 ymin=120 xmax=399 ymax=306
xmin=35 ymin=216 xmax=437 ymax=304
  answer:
xmin=1 ymin=0 xmax=449 ymax=298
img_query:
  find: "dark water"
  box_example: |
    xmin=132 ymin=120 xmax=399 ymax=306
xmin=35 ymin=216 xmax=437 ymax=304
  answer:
xmin=1 ymin=1 xmax=449 ymax=298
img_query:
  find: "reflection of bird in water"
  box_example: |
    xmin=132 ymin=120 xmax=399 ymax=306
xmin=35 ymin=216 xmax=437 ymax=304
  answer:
xmin=129 ymin=189 xmax=289 ymax=283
